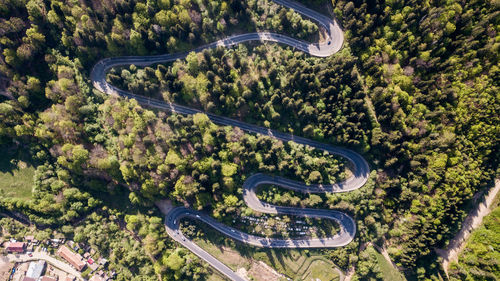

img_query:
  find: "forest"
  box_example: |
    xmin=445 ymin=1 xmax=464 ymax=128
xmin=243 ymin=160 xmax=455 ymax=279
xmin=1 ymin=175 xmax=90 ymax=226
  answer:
xmin=0 ymin=0 xmax=498 ymax=280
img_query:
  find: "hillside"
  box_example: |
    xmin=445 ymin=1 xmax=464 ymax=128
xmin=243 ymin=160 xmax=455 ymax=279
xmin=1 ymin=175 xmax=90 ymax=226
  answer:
xmin=0 ymin=0 xmax=498 ymax=280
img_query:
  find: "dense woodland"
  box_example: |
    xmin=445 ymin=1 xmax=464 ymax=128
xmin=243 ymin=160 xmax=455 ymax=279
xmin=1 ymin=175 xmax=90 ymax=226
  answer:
xmin=327 ymin=1 xmax=499 ymax=278
xmin=0 ymin=0 xmax=498 ymax=280
xmin=107 ymin=45 xmax=372 ymax=150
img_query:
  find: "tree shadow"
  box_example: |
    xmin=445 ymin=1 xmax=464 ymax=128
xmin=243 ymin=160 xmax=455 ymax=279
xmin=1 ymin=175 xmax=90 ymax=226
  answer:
xmin=0 ymin=144 xmax=35 ymax=174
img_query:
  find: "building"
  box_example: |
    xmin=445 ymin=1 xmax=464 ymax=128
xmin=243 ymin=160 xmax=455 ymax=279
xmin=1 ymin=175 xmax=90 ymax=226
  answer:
xmin=26 ymin=260 xmax=46 ymax=279
xmin=41 ymin=276 xmax=58 ymax=281
xmin=5 ymin=242 xmax=25 ymax=253
xmin=97 ymin=258 xmax=107 ymax=266
xmin=50 ymin=239 xmax=64 ymax=247
xmin=57 ymin=246 xmax=86 ymax=271
xmin=89 ymin=274 xmax=105 ymax=281
xmin=24 ymin=236 xmax=34 ymax=243
xmin=65 ymin=276 xmax=75 ymax=281
xmin=88 ymin=261 xmax=99 ymax=272
xmin=22 ymin=277 xmax=36 ymax=281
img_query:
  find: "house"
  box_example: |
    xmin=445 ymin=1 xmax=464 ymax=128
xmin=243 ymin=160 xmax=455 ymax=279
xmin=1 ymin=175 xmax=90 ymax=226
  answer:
xmin=41 ymin=276 xmax=58 ymax=281
xmin=57 ymin=246 xmax=86 ymax=271
xmin=5 ymin=242 xmax=25 ymax=253
xmin=67 ymin=241 xmax=78 ymax=251
xmin=88 ymin=274 xmax=105 ymax=281
xmin=50 ymin=239 xmax=64 ymax=247
xmin=24 ymin=236 xmax=34 ymax=243
xmin=97 ymin=258 xmax=108 ymax=266
xmin=88 ymin=262 xmax=99 ymax=272
xmin=51 ymin=238 xmax=64 ymax=244
xmin=26 ymin=260 xmax=46 ymax=279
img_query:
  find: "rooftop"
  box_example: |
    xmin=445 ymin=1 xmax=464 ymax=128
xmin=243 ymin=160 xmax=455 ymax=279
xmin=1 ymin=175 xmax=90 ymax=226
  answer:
xmin=26 ymin=260 xmax=46 ymax=279
xmin=25 ymin=236 xmax=35 ymax=241
xmin=57 ymin=246 xmax=86 ymax=271
xmin=6 ymin=241 xmax=25 ymax=249
xmin=89 ymin=274 xmax=105 ymax=281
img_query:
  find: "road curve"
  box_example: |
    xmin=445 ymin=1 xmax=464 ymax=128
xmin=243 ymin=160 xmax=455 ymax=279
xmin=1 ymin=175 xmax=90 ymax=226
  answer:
xmin=91 ymin=1 xmax=368 ymax=280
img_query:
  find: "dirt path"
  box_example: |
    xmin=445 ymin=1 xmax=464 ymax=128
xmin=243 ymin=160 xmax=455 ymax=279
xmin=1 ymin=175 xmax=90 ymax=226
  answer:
xmin=372 ymin=242 xmax=400 ymax=271
xmin=7 ymin=251 xmax=82 ymax=280
xmin=0 ymin=256 xmax=12 ymax=281
xmin=343 ymin=267 xmax=355 ymax=281
xmin=155 ymin=199 xmax=174 ymax=215
xmin=436 ymin=178 xmax=500 ymax=277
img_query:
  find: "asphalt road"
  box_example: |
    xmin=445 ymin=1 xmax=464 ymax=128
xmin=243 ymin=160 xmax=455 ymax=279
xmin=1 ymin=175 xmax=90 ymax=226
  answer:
xmin=90 ymin=1 xmax=368 ymax=280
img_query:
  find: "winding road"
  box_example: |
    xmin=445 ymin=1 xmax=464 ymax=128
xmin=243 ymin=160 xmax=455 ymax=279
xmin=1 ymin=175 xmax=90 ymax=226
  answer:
xmin=90 ymin=1 xmax=370 ymax=280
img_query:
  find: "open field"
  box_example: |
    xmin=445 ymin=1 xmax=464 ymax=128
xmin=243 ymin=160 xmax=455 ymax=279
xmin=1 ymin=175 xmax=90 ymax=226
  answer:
xmin=366 ymin=246 xmax=406 ymax=281
xmin=302 ymin=259 xmax=340 ymax=281
xmin=206 ymin=273 xmax=227 ymax=281
xmin=194 ymin=239 xmax=250 ymax=272
xmin=0 ymin=146 xmax=36 ymax=200
xmin=185 ymin=219 xmax=342 ymax=281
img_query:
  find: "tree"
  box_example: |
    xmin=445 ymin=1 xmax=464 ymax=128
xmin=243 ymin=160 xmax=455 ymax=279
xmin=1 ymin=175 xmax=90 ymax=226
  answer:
xmin=164 ymin=250 xmax=184 ymax=271
xmin=308 ymin=171 xmax=322 ymax=183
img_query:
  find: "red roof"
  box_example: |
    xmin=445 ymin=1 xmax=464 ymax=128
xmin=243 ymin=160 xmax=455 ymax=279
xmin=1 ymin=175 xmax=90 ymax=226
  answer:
xmin=6 ymin=242 xmax=25 ymax=252
xmin=88 ymin=258 xmax=94 ymax=264
xmin=57 ymin=246 xmax=86 ymax=271
xmin=41 ymin=277 xmax=58 ymax=281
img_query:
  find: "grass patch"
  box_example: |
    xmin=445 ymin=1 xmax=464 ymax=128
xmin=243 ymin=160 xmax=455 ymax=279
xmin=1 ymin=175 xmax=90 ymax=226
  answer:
xmin=368 ymin=246 xmax=406 ymax=281
xmin=206 ymin=271 xmax=228 ymax=281
xmin=302 ymin=259 xmax=340 ymax=281
xmin=194 ymin=238 xmax=250 ymax=271
xmin=182 ymin=219 xmax=343 ymax=280
xmin=0 ymin=145 xmax=36 ymax=200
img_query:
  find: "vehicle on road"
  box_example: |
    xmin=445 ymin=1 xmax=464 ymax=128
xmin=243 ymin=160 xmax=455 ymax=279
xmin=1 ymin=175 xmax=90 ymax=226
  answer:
xmin=90 ymin=1 xmax=360 ymax=281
